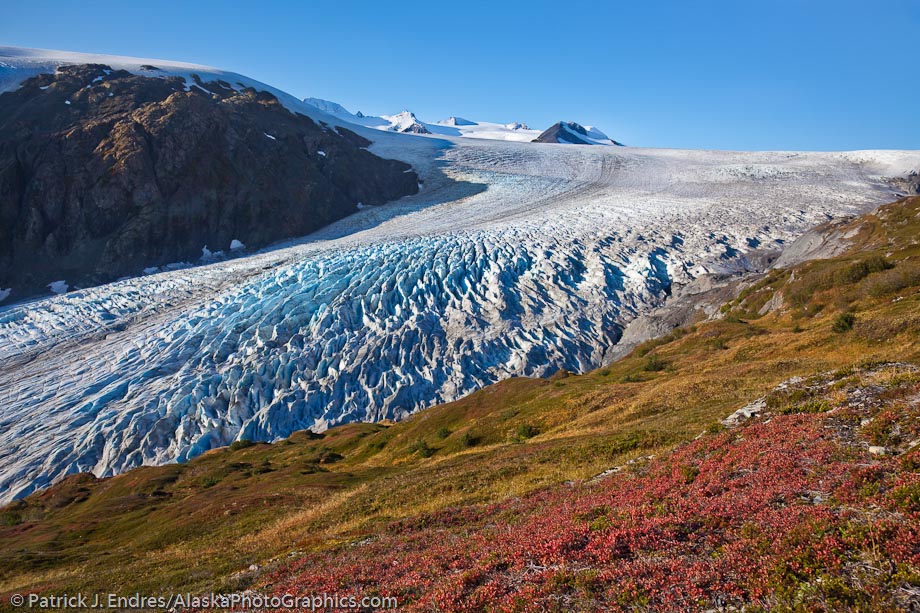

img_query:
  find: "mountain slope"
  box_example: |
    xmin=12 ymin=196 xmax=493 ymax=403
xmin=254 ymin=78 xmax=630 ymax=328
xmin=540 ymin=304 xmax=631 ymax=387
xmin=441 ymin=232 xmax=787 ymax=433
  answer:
xmin=269 ymin=363 xmax=920 ymax=611
xmin=0 ymin=50 xmax=418 ymax=300
xmin=301 ymin=97 xmax=622 ymax=145
xmin=0 ymin=46 xmax=337 ymax=119
xmin=2 ymin=196 xmax=919 ymax=606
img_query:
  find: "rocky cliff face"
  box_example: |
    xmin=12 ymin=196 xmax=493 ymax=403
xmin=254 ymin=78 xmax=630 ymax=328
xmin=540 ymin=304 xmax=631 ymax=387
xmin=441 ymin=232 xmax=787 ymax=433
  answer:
xmin=0 ymin=64 xmax=419 ymax=300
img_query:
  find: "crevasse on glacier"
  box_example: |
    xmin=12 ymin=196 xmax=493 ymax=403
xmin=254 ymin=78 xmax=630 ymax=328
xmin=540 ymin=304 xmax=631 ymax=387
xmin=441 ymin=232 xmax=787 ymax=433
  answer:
xmin=1 ymin=138 xmax=917 ymax=501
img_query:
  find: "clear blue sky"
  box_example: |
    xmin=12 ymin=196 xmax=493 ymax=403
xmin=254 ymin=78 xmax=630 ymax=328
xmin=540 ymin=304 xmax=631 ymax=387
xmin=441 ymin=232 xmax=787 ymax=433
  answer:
xmin=3 ymin=0 xmax=918 ymax=150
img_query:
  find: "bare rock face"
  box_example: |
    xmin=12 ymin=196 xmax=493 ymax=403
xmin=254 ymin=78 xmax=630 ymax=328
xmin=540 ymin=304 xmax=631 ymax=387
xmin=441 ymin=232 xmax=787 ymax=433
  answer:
xmin=0 ymin=64 xmax=419 ymax=300
xmin=770 ymin=216 xmax=857 ymax=269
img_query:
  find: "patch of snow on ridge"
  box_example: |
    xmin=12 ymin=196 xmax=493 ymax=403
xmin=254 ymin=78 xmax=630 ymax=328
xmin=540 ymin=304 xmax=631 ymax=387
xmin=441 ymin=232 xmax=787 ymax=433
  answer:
xmin=439 ymin=116 xmax=477 ymax=126
xmin=0 ymin=132 xmax=918 ymax=502
xmin=0 ymin=46 xmax=344 ymax=127
xmin=47 ymin=280 xmax=68 ymax=294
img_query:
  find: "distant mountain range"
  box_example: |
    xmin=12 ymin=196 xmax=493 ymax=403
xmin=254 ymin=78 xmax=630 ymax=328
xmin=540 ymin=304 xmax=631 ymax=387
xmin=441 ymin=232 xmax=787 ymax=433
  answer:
xmin=303 ymin=97 xmax=624 ymax=145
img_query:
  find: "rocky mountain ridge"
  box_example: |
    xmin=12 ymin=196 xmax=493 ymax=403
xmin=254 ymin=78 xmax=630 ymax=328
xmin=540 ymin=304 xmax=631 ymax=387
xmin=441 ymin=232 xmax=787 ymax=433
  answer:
xmin=301 ymin=97 xmax=618 ymax=144
xmin=0 ymin=64 xmax=419 ymax=301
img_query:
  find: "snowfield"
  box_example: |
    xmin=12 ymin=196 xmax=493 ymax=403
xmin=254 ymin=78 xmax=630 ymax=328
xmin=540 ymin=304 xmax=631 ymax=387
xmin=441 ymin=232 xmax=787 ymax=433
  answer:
xmin=303 ymin=97 xmax=543 ymax=142
xmin=1 ymin=48 xmax=918 ymax=502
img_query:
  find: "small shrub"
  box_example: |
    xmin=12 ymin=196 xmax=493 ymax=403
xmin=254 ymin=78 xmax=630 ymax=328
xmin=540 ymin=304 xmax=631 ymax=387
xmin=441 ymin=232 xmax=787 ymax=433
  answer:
xmin=887 ymin=371 xmax=920 ymax=387
xmin=516 ymin=423 xmax=539 ymax=440
xmin=300 ymin=463 xmax=322 ymax=475
xmin=901 ymin=453 xmax=920 ymax=472
xmin=589 ymin=515 xmax=612 ymax=532
xmin=832 ymin=312 xmax=856 ymax=333
xmin=253 ymin=460 xmax=275 ymax=474
xmin=409 ymin=439 xmax=434 ymax=458
xmin=460 ymin=432 xmax=479 ymax=448
xmin=865 ymin=265 xmax=920 ymax=297
xmin=229 ymin=439 xmax=255 ymax=451
xmin=891 ymin=483 xmax=920 ymax=513
xmin=436 ymin=427 xmax=451 ymax=439
xmin=680 ymin=465 xmax=700 ymax=484
xmin=835 ymin=257 xmax=892 ymax=285
xmin=643 ymin=354 xmax=667 ymax=372
xmin=780 ymin=400 xmax=831 ymax=415
xmin=201 ymin=475 xmax=221 ymax=488
xmin=832 ymin=366 xmax=855 ymax=379
xmin=318 ymin=451 xmax=343 ymax=464
xmin=766 ymin=387 xmax=812 ymax=409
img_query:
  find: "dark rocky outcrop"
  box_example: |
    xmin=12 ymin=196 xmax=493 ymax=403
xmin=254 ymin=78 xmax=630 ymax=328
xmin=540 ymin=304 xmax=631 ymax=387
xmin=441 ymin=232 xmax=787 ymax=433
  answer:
xmin=399 ymin=122 xmax=430 ymax=134
xmin=533 ymin=121 xmax=590 ymax=144
xmin=0 ymin=64 xmax=419 ymax=300
xmin=532 ymin=121 xmax=624 ymax=146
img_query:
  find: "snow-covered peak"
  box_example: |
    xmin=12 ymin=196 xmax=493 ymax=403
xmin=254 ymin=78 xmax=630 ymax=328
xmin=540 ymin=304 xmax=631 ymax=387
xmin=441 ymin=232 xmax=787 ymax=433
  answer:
xmin=303 ymin=97 xmax=544 ymax=142
xmin=382 ymin=110 xmax=431 ymax=134
xmin=533 ymin=121 xmax=624 ymax=146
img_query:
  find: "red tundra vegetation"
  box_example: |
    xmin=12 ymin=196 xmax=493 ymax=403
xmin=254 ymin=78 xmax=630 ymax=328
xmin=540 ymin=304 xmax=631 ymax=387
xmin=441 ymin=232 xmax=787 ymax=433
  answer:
xmin=264 ymin=364 xmax=920 ymax=611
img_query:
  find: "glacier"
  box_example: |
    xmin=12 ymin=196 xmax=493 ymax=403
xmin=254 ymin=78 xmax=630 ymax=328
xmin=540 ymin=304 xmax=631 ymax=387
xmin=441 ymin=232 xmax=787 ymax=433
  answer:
xmin=1 ymin=135 xmax=917 ymax=502
xmin=1 ymin=50 xmax=919 ymax=502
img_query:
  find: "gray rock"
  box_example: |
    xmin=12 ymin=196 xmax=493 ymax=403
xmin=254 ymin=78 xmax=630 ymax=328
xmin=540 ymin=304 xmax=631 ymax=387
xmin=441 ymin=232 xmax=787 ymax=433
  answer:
xmin=771 ymin=217 xmax=857 ymax=269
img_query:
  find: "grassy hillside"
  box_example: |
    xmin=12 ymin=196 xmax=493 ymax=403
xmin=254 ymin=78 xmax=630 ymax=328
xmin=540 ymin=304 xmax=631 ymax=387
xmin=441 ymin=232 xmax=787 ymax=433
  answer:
xmin=1 ymin=196 xmax=918 ymax=608
xmin=269 ymin=363 xmax=920 ymax=611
